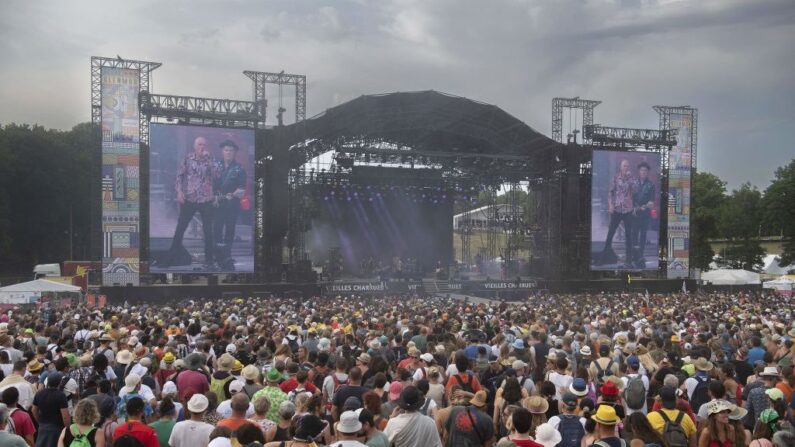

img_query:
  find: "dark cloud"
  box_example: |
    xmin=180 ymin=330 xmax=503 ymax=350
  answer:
xmin=0 ymin=0 xmax=792 ymax=188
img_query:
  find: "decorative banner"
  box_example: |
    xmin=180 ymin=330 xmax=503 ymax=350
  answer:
xmin=667 ymin=113 xmax=694 ymax=278
xmin=101 ymin=67 xmax=141 ymax=286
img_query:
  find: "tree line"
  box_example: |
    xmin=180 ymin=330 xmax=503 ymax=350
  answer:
xmin=692 ymin=162 xmax=795 ymax=272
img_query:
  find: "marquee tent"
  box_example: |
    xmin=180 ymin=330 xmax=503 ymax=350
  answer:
xmin=763 ymin=276 xmax=795 ymax=296
xmin=0 ymin=279 xmax=81 ymax=305
xmin=701 ymin=269 xmax=761 ymax=286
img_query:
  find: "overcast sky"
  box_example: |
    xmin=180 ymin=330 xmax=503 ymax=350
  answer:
xmin=1 ymin=0 xmax=793 ymax=189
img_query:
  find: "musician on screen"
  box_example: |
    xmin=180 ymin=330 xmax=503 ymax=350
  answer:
xmin=167 ymin=136 xmax=220 ymax=270
xmin=632 ymin=161 xmax=656 ymax=268
xmin=596 ymin=158 xmax=636 ymax=267
xmin=213 ymin=140 xmax=246 ymax=260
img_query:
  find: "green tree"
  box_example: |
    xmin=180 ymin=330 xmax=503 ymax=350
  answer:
xmin=690 ymin=172 xmax=726 ymax=270
xmin=762 ymin=159 xmax=795 ymax=266
xmin=0 ymin=123 xmax=95 ymax=274
xmin=718 ymin=183 xmax=765 ymax=270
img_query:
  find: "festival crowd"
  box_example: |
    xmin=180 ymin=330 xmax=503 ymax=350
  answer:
xmin=0 ymin=291 xmax=793 ymax=447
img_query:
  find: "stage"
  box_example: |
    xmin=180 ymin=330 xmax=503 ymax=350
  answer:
xmin=98 ymin=276 xmax=699 ymax=302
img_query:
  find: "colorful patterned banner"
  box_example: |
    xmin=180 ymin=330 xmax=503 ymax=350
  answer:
xmin=101 ymin=68 xmax=141 ymax=286
xmin=667 ymin=112 xmax=694 ymax=278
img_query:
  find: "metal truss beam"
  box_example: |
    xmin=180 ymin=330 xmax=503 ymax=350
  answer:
xmin=140 ymin=92 xmax=261 ymax=127
xmin=583 ymin=125 xmax=677 ymax=147
xmin=653 ymin=105 xmax=698 ymax=169
xmin=244 ymin=70 xmax=306 ymax=126
xmin=552 ymin=97 xmax=601 ymax=143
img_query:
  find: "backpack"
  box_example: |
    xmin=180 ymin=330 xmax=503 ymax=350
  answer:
xmin=594 ymin=360 xmax=614 ymax=387
xmin=557 ymin=414 xmax=585 ymax=447
xmin=113 ymin=424 xmax=146 ymax=447
xmin=452 ymin=373 xmax=475 ymax=394
xmin=68 ymin=424 xmax=94 ymax=447
xmin=623 ymin=375 xmax=646 ymax=410
xmin=6 ymin=408 xmax=17 ymax=435
xmin=419 ymin=397 xmax=432 ymax=416
xmin=658 ymin=410 xmax=689 ymax=447
xmin=329 ymin=374 xmax=348 ymax=403
xmin=210 ymin=374 xmax=234 ymax=401
xmin=286 ymin=336 xmax=300 ymax=356
xmin=689 ymin=376 xmax=710 ymax=413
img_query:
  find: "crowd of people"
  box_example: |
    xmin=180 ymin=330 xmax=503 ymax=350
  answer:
xmin=0 ymin=290 xmax=793 ymax=447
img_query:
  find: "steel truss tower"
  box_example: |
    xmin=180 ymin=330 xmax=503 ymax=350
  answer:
xmin=552 ymin=97 xmax=601 ymax=144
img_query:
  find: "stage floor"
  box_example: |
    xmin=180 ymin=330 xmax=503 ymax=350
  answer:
xmin=149 ymin=236 xmax=254 ymax=273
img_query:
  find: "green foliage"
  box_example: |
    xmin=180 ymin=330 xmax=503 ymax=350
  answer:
xmin=690 ymin=172 xmax=726 ymax=270
xmin=762 ymin=159 xmax=795 ymax=266
xmin=717 ymin=183 xmax=766 ymax=270
xmin=0 ymin=123 xmax=97 ymax=274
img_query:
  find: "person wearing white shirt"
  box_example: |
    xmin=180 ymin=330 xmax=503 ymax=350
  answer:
xmin=169 ymin=394 xmax=214 ymax=447
xmin=548 ymin=357 xmax=573 ymax=401
xmin=118 ymin=373 xmax=157 ymax=410
xmin=216 ymin=380 xmax=255 ymax=418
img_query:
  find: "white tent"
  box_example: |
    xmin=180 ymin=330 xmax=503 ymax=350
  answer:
xmin=701 ymin=269 xmax=761 ymax=285
xmin=0 ymin=279 xmax=81 ymax=305
xmin=763 ymin=276 xmax=795 ymax=296
xmin=763 ymin=254 xmax=793 ymax=276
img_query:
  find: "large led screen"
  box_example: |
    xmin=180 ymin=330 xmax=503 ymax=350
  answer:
xmin=149 ymin=124 xmax=255 ymax=273
xmin=591 ymin=150 xmax=661 ymax=271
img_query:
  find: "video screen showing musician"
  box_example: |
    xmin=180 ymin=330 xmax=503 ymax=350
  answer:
xmin=596 ymin=158 xmax=636 ymax=267
xmin=213 ymin=140 xmax=246 ymax=261
xmin=168 ymin=136 xmax=220 ymax=270
xmin=591 ymin=150 xmax=661 ymax=271
xmin=149 ymin=124 xmax=255 ymax=274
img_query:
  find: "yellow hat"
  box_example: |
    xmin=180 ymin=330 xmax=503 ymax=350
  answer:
xmin=163 ymin=352 xmax=176 ymax=363
xmin=592 ymin=405 xmax=621 ymax=425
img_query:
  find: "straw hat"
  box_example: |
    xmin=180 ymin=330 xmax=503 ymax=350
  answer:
xmin=116 ymin=350 xmax=133 ymax=365
xmin=525 ymin=395 xmax=549 ymax=414
xmin=706 ymin=400 xmax=732 ymax=415
xmin=592 ymin=405 xmax=621 ymax=425
xmin=694 ymin=357 xmax=714 ymax=372
xmin=759 ymin=366 xmax=780 ymax=378
xmin=242 ymin=364 xmax=259 ymax=381
xmin=470 ymin=390 xmax=488 ymax=409
xmin=27 ymin=359 xmax=43 ymax=373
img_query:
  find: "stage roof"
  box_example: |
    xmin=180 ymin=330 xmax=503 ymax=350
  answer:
xmin=279 ymin=90 xmax=563 ymax=169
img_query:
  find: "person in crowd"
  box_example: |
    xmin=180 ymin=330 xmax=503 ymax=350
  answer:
xmin=358 ymin=408 xmax=390 ymax=447
xmin=0 ymin=361 xmax=37 ymax=410
xmin=0 ymin=402 xmax=29 ymax=447
xmin=384 ymin=386 xmax=442 ymax=447
xmin=252 ymin=368 xmax=288 ymax=423
xmin=32 ymin=371 xmax=70 ymax=447
xmin=547 ymin=392 xmax=586 ymax=447
xmin=746 ymin=367 xmax=781 ymax=427
xmin=169 ymin=394 xmax=215 ymax=447
xmin=248 ymin=395 xmax=276 ymax=440
xmin=149 ymin=396 xmax=177 ymax=447
xmin=699 ymin=400 xmax=735 ymax=447
xmin=2 ymin=386 xmax=36 ymax=447
xmin=113 ymin=396 xmax=159 ymax=447
xmin=627 ymin=412 xmax=666 ymax=447
xmin=443 ymin=389 xmax=494 ymax=446
xmin=56 ymin=399 xmax=103 ymax=447
xmin=590 ymin=405 xmax=624 ymax=447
